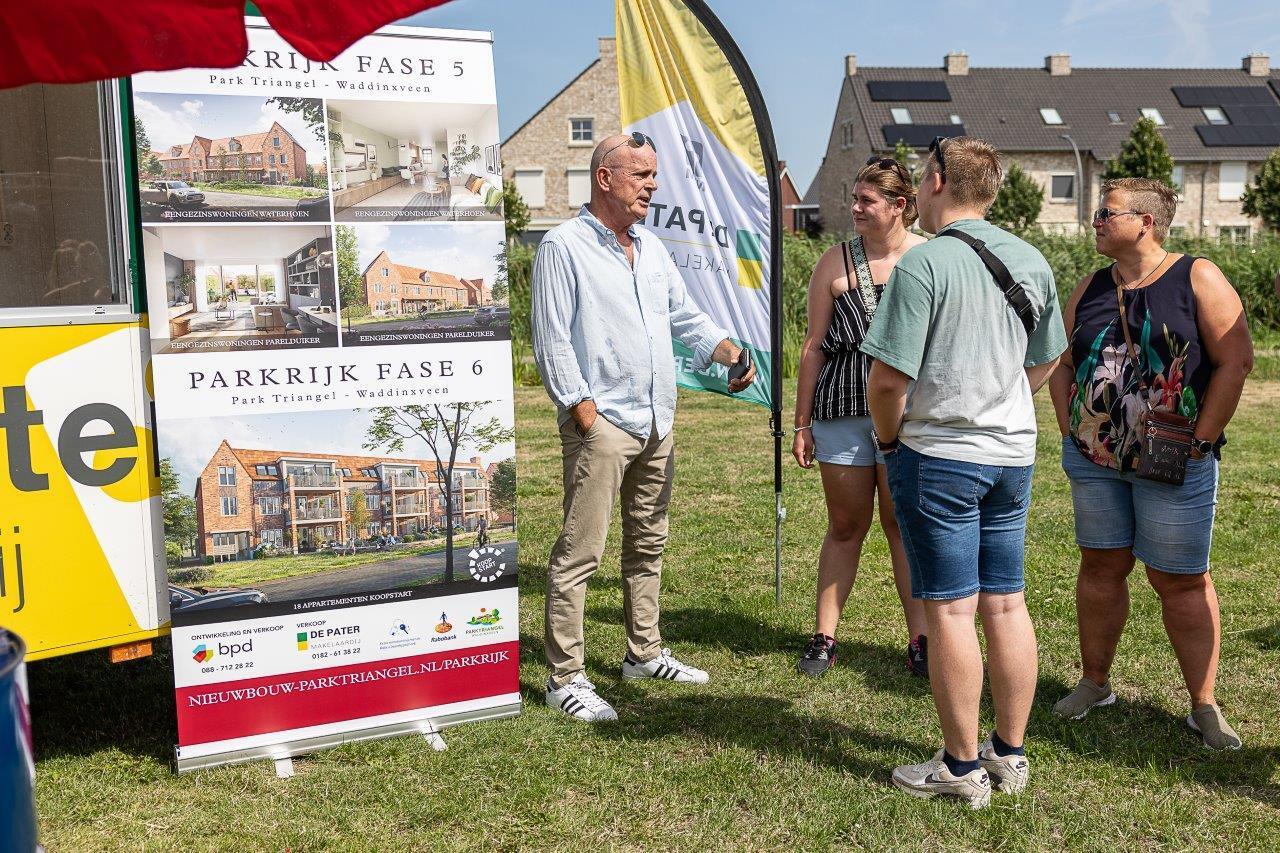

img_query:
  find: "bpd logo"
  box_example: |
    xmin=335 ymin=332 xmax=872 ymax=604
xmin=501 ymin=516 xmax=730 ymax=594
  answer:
xmin=468 ymin=545 xmax=508 ymax=583
xmin=193 ymin=639 xmax=253 ymax=662
xmin=191 ymin=644 xmax=215 ymax=663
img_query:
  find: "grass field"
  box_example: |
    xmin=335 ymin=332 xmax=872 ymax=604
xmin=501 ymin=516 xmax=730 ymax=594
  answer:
xmin=191 ymin=181 xmax=325 ymax=200
xmin=30 ymin=381 xmax=1280 ymax=850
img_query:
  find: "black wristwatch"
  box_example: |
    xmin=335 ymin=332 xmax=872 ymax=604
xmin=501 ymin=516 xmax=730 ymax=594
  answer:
xmin=1192 ymin=438 xmax=1214 ymax=456
xmin=874 ymin=431 xmax=900 ymax=453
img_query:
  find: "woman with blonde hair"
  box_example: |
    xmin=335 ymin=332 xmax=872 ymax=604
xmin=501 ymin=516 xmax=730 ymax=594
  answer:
xmin=793 ymin=157 xmax=928 ymax=677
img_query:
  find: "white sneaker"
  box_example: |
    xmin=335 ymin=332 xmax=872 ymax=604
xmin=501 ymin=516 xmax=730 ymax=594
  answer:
xmin=978 ymin=737 xmax=1030 ymax=794
xmin=891 ymin=750 xmax=992 ymax=810
xmin=545 ymin=673 xmax=617 ymax=722
xmin=621 ymin=648 xmax=709 ymax=683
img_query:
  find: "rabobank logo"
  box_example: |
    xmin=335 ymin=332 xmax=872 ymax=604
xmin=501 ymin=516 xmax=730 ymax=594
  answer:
xmin=192 ymin=644 xmax=215 ymax=663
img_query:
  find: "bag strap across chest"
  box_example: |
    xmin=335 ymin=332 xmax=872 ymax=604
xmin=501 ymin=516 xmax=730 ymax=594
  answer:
xmin=938 ymin=229 xmax=1037 ymax=336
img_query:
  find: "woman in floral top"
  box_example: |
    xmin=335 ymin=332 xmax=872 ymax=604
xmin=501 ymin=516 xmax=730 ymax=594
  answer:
xmin=1048 ymin=178 xmax=1254 ymax=749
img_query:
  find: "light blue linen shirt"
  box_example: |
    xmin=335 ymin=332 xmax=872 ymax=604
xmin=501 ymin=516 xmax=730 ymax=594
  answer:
xmin=531 ymin=206 xmax=729 ymax=439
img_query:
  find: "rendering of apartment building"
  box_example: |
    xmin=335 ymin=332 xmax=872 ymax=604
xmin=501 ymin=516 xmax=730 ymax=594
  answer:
xmin=361 ymin=250 xmax=490 ymax=315
xmin=812 ymin=51 xmax=1280 ymax=238
xmin=195 ymin=441 xmax=493 ymax=560
xmin=155 ymin=121 xmax=308 ymax=184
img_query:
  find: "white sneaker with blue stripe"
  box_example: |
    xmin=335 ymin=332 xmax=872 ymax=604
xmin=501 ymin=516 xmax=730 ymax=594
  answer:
xmin=545 ymin=673 xmax=617 ymax=722
xmin=621 ymin=647 xmax=709 ymax=683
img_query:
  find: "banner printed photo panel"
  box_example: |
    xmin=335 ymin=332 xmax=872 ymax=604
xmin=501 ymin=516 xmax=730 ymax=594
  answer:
xmin=134 ymin=19 xmax=520 ymax=772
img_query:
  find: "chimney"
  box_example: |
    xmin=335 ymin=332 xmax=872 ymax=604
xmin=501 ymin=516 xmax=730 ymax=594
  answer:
xmin=598 ymin=37 xmax=615 ymax=59
xmin=944 ymin=52 xmax=969 ymax=76
xmin=845 ymin=54 xmax=857 ymax=77
xmin=1243 ymin=52 xmax=1269 ymax=76
xmin=1045 ymin=53 xmax=1071 ymax=76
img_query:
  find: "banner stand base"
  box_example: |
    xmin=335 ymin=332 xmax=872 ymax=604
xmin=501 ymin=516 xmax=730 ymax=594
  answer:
xmin=274 ymin=757 xmax=295 ymax=779
xmin=421 ymin=720 xmax=448 ymax=751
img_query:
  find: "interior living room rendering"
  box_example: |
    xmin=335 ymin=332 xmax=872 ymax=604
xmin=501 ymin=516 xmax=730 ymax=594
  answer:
xmin=327 ymin=99 xmax=504 ymax=221
xmin=143 ymin=225 xmax=339 ymax=354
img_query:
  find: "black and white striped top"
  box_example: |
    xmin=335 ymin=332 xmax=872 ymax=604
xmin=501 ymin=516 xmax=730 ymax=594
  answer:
xmin=812 ymin=236 xmax=882 ymax=420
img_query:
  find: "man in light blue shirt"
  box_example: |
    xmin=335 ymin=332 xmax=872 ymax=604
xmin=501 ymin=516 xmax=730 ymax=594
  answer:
xmin=532 ymin=133 xmax=754 ymax=722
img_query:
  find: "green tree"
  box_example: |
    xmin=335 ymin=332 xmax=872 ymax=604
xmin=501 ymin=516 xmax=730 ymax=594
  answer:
xmin=159 ymin=458 xmax=197 ymax=563
xmin=335 ymin=225 xmax=363 ymax=309
xmin=265 ymin=97 xmax=326 ymax=142
xmin=490 ymin=247 xmax=510 ymax=305
xmin=1103 ymin=117 xmax=1175 ymax=185
xmin=490 ymin=458 xmax=516 ymax=520
xmin=891 ymin=139 xmax=918 ymax=186
xmin=987 ymin=163 xmax=1044 ymax=231
xmin=134 ymin=116 xmax=164 ymax=178
xmin=364 ymin=404 xmax=513 ymax=582
xmin=502 ymin=182 xmax=530 ymax=241
xmin=1242 ymin=147 xmax=1280 ymax=233
xmin=348 ymin=491 xmax=371 ymax=541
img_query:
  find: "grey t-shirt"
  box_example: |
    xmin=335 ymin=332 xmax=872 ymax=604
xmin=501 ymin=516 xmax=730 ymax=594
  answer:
xmin=859 ymin=219 xmax=1067 ymax=466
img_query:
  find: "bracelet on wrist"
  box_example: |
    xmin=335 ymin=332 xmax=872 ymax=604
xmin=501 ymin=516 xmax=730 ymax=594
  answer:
xmin=793 ymin=424 xmax=812 ymax=433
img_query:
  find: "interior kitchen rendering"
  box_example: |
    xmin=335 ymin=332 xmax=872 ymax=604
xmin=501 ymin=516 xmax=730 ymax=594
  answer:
xmin=327 ymin=99 xmax=504 ymax=221
xmin=143 ymin=225 xmax=339 ymax=354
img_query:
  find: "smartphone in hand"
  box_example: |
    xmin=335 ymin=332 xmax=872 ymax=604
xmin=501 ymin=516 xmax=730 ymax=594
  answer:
xmin=727 ymin=348 xmax=752 ymax=384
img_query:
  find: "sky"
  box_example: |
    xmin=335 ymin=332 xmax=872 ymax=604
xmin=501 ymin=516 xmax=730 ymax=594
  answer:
xmin=351 ymin=222 xmax=506 ymax=280
xmin=405 ymin=0 xmax=1280 ymax=193
xmin=134 ymin=92 xmax=328 ymax=165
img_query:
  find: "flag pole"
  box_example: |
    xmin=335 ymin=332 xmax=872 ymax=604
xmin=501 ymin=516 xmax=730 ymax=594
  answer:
xmin=681 ymin=0 xmax=785 ymax=604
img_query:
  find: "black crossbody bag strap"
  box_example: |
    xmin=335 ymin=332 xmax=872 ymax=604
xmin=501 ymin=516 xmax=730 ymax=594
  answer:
xmin=938 ymin=229 xmax=1037 ymax=336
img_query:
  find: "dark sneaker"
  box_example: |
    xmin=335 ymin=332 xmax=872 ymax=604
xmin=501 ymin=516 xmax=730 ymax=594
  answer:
xmin=907 ymin=634 xmax=928 ymax=679
xmin=797 ymin=633 xmax=836 ymax=677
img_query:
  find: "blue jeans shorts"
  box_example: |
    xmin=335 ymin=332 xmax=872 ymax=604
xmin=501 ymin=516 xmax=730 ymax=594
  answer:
xmin=812 ymin=415 xmax=884 ymax=466
xmin=1060 ymin=436 xmax=1218 ymax=574
xmin=885 ymin=444 xmax=1033 ymax=600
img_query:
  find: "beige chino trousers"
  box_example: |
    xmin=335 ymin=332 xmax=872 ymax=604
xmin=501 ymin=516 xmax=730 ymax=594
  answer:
xmin=545 ymin=414 xmax=674 ymax=687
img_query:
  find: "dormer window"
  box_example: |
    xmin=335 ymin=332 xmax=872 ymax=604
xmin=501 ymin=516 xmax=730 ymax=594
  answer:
xmin=1039 ymin=108 xmax=1063 ymax=125
xmin=1202 ymin=107 xmax=1229 ymax=125
xmin=1140 ymin=108 xmax=1165 ymax=125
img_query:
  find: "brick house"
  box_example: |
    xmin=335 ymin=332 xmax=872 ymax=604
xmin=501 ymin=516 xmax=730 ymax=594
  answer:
xmin=813 ymin=51 xmax=1280 ymax=238
xmin=155 ymin=121 xmax=308 ymax=185
xmin=194 ymin=440 xmax=494 ymax=560
xmin=361 ymin=250 xmax=490 ymax=316
xmin=502 ymin=37 xmax=622 ymax=240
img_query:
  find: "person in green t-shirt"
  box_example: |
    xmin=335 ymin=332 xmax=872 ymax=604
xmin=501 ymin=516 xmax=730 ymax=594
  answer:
xmin=863 ymin=136 xmax=1067 ymax=808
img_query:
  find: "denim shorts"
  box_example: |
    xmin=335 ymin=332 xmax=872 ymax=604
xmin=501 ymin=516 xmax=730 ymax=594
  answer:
xmin=1060 ymin=436 xmax=1218 ymax=574
xmin=885 ymin=444 xmax=1033 ymax=600
xmin=811 ymin=415 xmax=884 ymax=466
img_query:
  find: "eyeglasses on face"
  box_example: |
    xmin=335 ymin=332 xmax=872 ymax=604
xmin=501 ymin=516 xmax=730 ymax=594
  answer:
xmin=600 ymin=131 xmax=657 ymax=165
xmin=928 ymin=136 xmax=948 ymax=182
xmin=1091 ymin=207 xmax=1143 ymax=224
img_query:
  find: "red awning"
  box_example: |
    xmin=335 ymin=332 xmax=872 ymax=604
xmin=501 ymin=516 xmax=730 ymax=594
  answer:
xmin=0 ymin=0 xmax=456 ymax=90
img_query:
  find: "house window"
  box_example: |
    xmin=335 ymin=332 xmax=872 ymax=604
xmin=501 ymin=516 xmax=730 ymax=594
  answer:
xmin=268 ymin=154 xmax=276 ymax=165
xmin=259 ymin=496 xmax=281 ymax=515
xmin=1140 ymin=108 xmax=1165 ymax=125
xmin=273 ymin=137 xmax=281 ymax=148
xmin=567 ymin=169 xmax=592 ymax=207
xmin=950 ymin=114 xmax=962 ymax=125
xmin=1219 ymin=225 xmax=1249 ymax=242
xmin=266 ymin=464 xmax=278 ymax=476
xmin=375 ymin=283 xmax=383 ymax=292
xmin=514 ymin=169 xmax=546 ymax=208
xmin=1202 ymin=107 xmax=1229 ymax=125
xmin=1218 ymin=162 xmax=1247 ymax=201
xmin=1107 ymin=110 xmax=1122 ymax=123
xmin=221 ymin=496 xmax=238 ymax=516
xmin=382 ymin=267 xmax=389 ymax=276
xmin=255 ymin=465 xmax=267 ymax=475
xmin=280 ymin=153 xmax=287 ymax=164
xmin=260 ymin=529 xmax=283 ymax=548
xmin=1171 ymin=165 xmax=1185 ymax=193
xmin=218 ymin=466 xmax=236 ymax=486
xmin=390 ymin=284 xmax=397 ymax=293
xmin=569 ymin=118 xmax=594 ymax=144
xmin=890 ymin=107 xmax=912 ymax=124
xmin=1039 ymin=108 xmax=1063 ymax=125
xmin=1050 ymin=174 xmax=1076 ymax=201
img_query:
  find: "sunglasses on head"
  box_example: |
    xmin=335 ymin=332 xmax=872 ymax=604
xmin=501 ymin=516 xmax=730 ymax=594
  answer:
xmin=600 ymin=131 xmax=657 ymax=164
xmin=865 ymin=156 xmax=908 ymax=176
xmin=928 ymin=136 xmax=948 ymax=182
xmin=1092 ymin=207 xmax=1143 ymax=224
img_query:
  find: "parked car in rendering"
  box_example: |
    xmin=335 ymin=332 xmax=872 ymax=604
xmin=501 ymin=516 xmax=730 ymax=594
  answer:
xmin=141 ymin=180 xmax=206 ymax=208
xmin=168 ymin=584 xmax=268 ymax=612
xmin=473 ymin=305 xmax=498 ymax=326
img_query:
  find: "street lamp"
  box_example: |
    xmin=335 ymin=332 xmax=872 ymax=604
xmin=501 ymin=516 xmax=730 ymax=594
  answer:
xmin=1060 ymin=133 xmax=1086 ymax=233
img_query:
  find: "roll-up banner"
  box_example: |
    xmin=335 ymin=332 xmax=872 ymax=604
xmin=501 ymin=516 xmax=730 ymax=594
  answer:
xmin=134 ymin=18 xmax=519 ymax=772
xmin=615 ymin=0 xmax=781 ymax=413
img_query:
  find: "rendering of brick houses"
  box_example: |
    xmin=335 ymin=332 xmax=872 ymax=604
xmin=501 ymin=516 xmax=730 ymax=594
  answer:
xmin=154 ymin=121 xmax=308 ymax=184
xmin=195 ymin=441 xmax=493 ymax=560
xmin=812 ymin=51 xmax=1280 ymax=238
xmin=361 ymin=250 xmax=490 ymax=315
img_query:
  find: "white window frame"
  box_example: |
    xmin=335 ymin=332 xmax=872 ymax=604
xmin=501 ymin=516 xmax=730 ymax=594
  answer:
xmin=1202 ymin=107 xmax=1229 ymax=125
xmin=1049 ymin=172 xmax=1076 ymax=202
xmin=218 ymin=466 xmax=236 ymax=486
xmin=221 ymin=496 xmax=238 ymax=516
xmin=890 ymin=107 xmax=912 ymax=125
xmin=569 ymin=117 xmax=594 ymax=146
xmin=1218 ymin=162 xmax=1247 ymax=201
xmin=1140 ymin=108 xmax=1165 ymax=125
xmin=1218 ymin=225 xmax=1250 ymax=242
xmin=1171 ymin=164 xmax=1185 ymax=196
xmin=1039 ymin=108 xmax=1063 ymax=125
xmin=566 ymin=168 xmax=592 ymax=207
xmin=514 ymin=168 xmax=546 ymax=209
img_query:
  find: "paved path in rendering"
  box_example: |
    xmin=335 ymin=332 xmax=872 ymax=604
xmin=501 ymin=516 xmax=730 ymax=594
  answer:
xmin=350 ymin=308 xmax=511 ymax=334
xmin=196 ymin=190 xmax=314 ymax=209
xmin=255 ymin=540 xmax=517 ymax=601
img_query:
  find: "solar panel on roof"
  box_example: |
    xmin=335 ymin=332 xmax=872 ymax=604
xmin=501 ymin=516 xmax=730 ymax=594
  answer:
xmin=1172 ymin=85 xmax=1275 ymax=106
xmin=1271 ymin=79 xmax=1280 ymax=101
xmin=1196 ymin=124 xmax=1280 ymax=147
xmin=881 ymin=124 xmax=963 ymax=147
xmin=867 ymin=81 xmax=951 ymax=102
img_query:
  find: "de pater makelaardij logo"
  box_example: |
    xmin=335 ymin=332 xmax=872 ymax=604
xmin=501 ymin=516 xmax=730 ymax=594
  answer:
xmin=468 ymin=544 xmax=507 ymax=583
